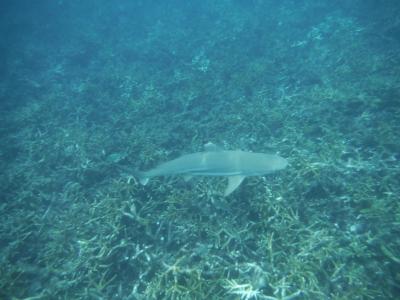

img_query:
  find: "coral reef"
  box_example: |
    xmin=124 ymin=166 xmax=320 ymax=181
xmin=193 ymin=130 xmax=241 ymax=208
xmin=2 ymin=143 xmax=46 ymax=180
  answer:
xmin=0 ymin=0 xmax=399 ymax=299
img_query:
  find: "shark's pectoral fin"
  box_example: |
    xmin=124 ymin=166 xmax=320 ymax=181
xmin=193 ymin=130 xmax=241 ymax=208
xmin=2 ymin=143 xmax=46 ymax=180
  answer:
xmin=224 ymin=175 xmax=246 ymax=196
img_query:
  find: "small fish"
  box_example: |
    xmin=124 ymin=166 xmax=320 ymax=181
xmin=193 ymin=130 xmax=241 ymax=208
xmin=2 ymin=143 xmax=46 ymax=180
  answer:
xmin=134 ymin=142 xmax=287 ymax=196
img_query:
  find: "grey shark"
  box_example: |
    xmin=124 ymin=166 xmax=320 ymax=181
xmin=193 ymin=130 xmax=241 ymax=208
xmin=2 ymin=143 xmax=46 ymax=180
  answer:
xmin=135 ymin=143 xmax=288 ymax=196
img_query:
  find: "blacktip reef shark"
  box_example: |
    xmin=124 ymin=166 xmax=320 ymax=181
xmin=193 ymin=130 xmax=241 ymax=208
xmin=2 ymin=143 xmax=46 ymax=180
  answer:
xmin=134 ymin=142 xmax=288 ymax=196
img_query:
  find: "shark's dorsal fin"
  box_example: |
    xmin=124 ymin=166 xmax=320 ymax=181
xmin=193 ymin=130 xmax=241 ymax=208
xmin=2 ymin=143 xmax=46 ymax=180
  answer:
xmin=204 ymin=142 xmax=222 ymax=152
xmin=224 ymin=175 xmax=245 ymax=196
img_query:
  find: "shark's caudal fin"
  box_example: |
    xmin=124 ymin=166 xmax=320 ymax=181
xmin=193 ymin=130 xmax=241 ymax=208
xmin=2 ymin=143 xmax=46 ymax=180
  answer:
xmin=139 ymin=176 xmax=149 ymax=185
xmin=133 ymin=170 xmax=149 ymax=185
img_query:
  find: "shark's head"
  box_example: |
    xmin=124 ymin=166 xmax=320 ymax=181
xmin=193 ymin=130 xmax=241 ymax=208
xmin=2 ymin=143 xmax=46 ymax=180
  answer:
xmin=240 ymin=152 xmax=288 ymax=176
xmin=259 ymin=153 xmax=288 ymax=173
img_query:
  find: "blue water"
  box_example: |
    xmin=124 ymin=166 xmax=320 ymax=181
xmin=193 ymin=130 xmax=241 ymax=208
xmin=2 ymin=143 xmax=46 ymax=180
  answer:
xmin=1 ymin=1 xmax=399 ymax=299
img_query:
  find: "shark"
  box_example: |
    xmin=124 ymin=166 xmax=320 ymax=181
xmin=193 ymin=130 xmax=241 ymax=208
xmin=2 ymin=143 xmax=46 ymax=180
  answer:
xmin=134 ymin=142 xmax=288 ymax=196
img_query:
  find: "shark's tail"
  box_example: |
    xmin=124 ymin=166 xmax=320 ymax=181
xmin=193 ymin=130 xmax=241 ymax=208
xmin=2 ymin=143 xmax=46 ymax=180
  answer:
xmin=118 ymin=166 xmax=150 ymax=186
xmin=133 ymin=170 xmax=149 ymax=185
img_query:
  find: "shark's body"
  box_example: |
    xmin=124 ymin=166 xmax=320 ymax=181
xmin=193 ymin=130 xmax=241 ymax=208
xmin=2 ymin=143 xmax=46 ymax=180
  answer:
xmin=135 ymin=143 xmax=287 ymax=196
